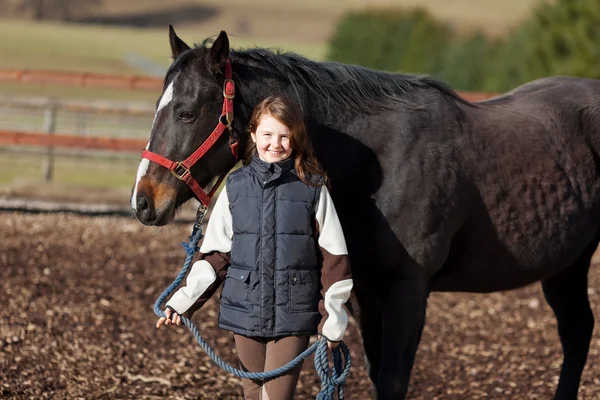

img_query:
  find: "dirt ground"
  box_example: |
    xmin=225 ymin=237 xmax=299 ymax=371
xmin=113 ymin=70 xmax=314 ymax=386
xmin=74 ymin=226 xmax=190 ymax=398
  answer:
xmin=2 ymin=211 xmax=600 ymax=399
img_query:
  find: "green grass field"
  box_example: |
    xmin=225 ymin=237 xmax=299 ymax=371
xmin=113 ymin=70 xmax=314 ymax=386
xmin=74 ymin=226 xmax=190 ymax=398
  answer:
xmin=0 ymin=151 xmax=139 ymax=188
xmin=1 ymin=0 xmax=544 ymax=75
xmin=0 ymin=19 xmax=325 ymax=101
xmin=0 ymin=81 xmax=159 ymax=103
xmin=0 ymin=19 xmax=326 ymax=74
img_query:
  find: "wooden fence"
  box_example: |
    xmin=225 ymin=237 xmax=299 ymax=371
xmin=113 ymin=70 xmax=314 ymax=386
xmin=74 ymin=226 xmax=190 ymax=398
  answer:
xmin=0 ymin=68 xmax=500 ymax=182
xmin=0 ymin=95 xmax=153 ymax=182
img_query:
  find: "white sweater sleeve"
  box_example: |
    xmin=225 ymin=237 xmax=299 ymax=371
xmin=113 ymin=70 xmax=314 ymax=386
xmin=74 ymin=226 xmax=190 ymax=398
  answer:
xmin=166 ymin=188 xmax=233 ymax=314
xmin=200 ymin=188 xmax=233 ymax=253
xmin=315 ymin=185 xmax=348 ymax=255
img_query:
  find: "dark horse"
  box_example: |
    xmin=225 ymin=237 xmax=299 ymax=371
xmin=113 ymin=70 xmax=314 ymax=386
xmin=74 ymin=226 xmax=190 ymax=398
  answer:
xmin=131 ymin=26 xmax=600 ymax=399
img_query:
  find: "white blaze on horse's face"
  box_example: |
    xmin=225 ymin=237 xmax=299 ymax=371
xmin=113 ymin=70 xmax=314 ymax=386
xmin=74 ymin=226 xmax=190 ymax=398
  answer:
xmin=131 ymin=80 xmax=175 ymax=210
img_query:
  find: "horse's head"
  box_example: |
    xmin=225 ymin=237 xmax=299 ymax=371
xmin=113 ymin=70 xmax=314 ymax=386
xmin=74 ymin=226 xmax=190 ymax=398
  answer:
xmin=131 ymin=26 xmax=240 ymax=226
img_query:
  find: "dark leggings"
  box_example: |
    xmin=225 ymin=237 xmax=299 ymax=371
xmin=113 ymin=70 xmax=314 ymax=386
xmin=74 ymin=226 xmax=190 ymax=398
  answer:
xmin=234 ymin=334 xmax=310 ymax=400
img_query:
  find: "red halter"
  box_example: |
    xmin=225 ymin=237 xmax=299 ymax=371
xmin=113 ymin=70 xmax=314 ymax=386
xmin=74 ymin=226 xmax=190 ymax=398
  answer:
xmin=141 ymin=60 xmax=239 ymax=206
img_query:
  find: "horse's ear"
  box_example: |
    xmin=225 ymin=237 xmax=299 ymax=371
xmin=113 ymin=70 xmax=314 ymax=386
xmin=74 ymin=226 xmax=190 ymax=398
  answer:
xmin=169 ymin=24 xmax=191 ymax=59
xmin=207 ymin=30 xmax=230 ymax=74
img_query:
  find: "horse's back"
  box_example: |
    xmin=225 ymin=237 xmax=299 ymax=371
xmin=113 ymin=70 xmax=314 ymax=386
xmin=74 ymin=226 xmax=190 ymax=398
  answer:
xmin=473 ymin=75 xmax=600 ymax=164
xmin=471 ymin=75 xmax=600 ymax=160
xmin=477 ymin=76 xmax=600 ymax=107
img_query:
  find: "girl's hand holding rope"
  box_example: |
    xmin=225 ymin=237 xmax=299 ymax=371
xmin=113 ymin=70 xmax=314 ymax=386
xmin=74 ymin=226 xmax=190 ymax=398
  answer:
xmin=156 ymin=307 xmax=182 ymax=328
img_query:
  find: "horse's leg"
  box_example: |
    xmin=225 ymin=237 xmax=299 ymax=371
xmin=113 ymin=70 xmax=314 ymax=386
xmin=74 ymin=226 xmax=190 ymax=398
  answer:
xmin=376 ymin=268 xmax=428 ymax=400
xmin=353 ymin=284 xmax=384 ymax=397
xmin=542 ymin=239 xmax=597 ymax=400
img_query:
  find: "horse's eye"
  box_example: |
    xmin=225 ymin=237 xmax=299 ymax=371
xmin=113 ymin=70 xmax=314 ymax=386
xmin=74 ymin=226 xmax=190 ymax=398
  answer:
xmin=180 ymin=111 xmax=196 ymax=122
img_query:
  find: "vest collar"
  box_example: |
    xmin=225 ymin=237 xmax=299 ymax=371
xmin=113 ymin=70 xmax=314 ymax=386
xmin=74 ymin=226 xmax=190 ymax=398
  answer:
xmin=250 ymin=153 xmax=295 ymax=184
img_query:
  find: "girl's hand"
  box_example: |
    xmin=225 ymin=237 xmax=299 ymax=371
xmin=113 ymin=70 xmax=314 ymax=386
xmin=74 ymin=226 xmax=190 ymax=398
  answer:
xmin=318 ymin=335 xmax=340 ymax=350
xmin=156 ymin=307 xmax=182 ymax=328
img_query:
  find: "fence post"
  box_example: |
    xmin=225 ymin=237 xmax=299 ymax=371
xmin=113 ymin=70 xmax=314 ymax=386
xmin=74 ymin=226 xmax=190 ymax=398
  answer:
xmin=41 ymin=99 xmax=57 ymax=182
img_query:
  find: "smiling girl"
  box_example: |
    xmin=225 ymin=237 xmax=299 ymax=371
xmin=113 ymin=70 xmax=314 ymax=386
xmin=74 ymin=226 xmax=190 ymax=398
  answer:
xmin=157 ymin=96 xmax=353 ymax=400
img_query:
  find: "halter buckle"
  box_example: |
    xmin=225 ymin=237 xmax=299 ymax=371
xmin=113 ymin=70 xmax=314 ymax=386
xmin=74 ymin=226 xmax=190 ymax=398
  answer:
xmin=223 ymin=79 xmax=235 ymax=99
xmin=171 ymin=162 xmax=190 ymax=180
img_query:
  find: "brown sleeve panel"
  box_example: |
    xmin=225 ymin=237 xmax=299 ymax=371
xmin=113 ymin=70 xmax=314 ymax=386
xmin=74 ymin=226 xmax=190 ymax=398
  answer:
xmin=182 ymin=250 xmax=231 ymax=318
xmin=317 ymin=246 xmax=352 ymax=336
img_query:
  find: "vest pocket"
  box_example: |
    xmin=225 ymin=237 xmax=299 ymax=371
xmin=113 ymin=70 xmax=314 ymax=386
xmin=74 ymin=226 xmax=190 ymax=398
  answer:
xmin=289 ymin=269 xmax=320 ymax=313
xmin=221 ymin=266 xmax=251 ymax=310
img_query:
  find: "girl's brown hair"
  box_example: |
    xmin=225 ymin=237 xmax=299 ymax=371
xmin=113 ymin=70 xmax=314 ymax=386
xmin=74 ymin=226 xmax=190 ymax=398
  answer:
xmin=245 ymin=96 xmax=327 ymax=187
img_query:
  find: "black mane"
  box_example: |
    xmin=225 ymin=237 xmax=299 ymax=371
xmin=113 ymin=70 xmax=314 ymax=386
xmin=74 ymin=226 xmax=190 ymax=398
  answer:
xmin=231 ymin=47 xmax=471 ymax=112
xmin=168 ymin=40 xmax=472 ymax=113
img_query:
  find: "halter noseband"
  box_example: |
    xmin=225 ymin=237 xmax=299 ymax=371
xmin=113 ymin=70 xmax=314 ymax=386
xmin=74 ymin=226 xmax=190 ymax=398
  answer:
xmin=141 ymin=59 xmax=239 ymax=206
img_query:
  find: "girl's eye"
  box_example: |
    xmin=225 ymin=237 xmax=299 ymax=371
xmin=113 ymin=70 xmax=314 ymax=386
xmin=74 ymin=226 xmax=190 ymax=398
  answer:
xmin=180 ymin=111 xmax=196 ymax=122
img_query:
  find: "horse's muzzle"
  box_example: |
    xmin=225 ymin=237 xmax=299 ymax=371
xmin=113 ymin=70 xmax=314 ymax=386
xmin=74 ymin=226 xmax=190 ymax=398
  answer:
xmin=133 ymin=191 xmax=175 ymax=226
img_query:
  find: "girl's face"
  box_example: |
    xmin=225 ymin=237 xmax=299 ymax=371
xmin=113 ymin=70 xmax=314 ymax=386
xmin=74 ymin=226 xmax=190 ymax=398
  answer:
xmin=251 ymin=114 xmax=293 ymax=163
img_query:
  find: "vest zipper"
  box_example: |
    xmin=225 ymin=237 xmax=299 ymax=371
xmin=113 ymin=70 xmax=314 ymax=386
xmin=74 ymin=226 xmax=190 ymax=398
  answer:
xmin=259 ymin=182 xmax=265 ymax=335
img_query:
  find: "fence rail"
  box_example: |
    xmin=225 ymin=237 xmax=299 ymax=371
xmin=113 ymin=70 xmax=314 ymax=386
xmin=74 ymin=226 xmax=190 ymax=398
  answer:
xmin=0 ymin=130 xmax=146 ymax=152
xmin=0 ymin=68 xmax=163 ymax=91
xmin=0 ymin=67 xmax=499 ymax=102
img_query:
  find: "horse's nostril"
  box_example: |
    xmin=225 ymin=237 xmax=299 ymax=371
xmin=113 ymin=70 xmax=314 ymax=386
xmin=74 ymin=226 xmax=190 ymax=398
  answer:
xmin=137 ymin=194 xmax=149 ymax=212
xmin=134 ymin=192 xmax=158 ymax=225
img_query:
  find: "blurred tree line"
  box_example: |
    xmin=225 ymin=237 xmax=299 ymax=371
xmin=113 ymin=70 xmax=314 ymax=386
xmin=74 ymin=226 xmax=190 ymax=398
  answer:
xmin=1 ymin=0 xmax=102 ymax=21
xmin=327 ymin=0 xmax=600 ymax=92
